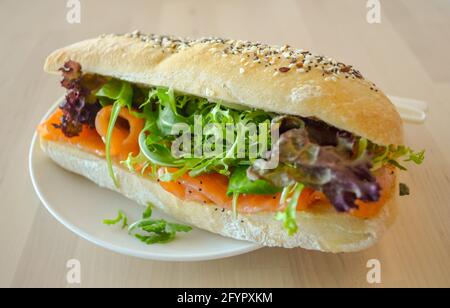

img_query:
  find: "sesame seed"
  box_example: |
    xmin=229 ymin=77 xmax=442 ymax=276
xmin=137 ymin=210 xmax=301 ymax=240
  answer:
xmin=239 ymin=68 xmax=245 ymax=74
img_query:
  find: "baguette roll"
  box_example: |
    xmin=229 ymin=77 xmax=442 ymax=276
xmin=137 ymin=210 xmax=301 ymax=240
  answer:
xmin=40 ymin=33 xmax=403 ymax=252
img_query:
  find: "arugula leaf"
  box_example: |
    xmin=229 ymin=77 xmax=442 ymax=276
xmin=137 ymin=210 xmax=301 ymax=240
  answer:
xmin=166 ymin=223 xmax=193 ymax=233
xmin=96 ymin=78 xmax=133 ymax=108
xmin=103 ymin=210 xmax=128 ymax=230
xmin=138 ymin=131 xmax=185 ymax=168
xmin=104 ymin=204 xmax=192 ymax=245
xmin=275 ymin=184 xmax=304 ymax=236
xmin=157 ymin=103 xmax=191 ymax=136
xmin=127 ymin=204 xmax=192 ymax=245
xmin=95 ymin=79 xmax=134 ymax=187
xmin=227 ymin=166 xmax=282 ymax=196
xmin=135 ymin=232 xmax=175 ymax=244
xmin=142 ymin=204 xmax=153 ymax=219
xmin=105 ymin=101 xmax=122 ymax=187
xmin=157 ymin=87 xmax=177 ymax=112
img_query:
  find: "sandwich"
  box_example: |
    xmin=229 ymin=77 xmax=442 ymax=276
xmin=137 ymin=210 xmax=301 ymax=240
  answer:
xmin=38 ymin=32 xmax=424 ymax=253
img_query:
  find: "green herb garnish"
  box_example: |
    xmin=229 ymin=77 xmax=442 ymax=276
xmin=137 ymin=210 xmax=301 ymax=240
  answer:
xmin=103 ymin=210 xmax=128 ymax=230
xmin=104 ymin=204 xmax=192 ymax=245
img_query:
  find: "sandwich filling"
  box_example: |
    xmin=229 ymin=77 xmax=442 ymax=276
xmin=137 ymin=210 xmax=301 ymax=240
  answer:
xmin=38 ymin=61 xmax=424 ymax=235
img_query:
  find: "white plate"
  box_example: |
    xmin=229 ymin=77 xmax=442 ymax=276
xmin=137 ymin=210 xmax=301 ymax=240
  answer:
xmin=388 ymin=96 xmax=427 ymax=124
xmin=29 ymin=102 xmax=260 ymax=261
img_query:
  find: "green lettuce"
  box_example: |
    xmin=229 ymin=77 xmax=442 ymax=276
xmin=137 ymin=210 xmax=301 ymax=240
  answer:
xmin=133 ymin=86 xmax=273 ymax=182
xmin=276 ymin=184 xmax=304 ymax=236
xmin=370 ymin=143 xmax=425 ymax=171
xmin=227 ymin=166 xmax=281 ymax=196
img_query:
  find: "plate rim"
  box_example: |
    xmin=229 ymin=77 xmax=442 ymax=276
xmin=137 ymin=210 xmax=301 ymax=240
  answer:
xmin=29 ymin=100 xmax=261 ymax=262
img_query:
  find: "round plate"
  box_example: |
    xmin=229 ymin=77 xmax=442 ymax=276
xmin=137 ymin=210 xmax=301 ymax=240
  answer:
xmin=29 ymin=102 xmax=260 ymax=261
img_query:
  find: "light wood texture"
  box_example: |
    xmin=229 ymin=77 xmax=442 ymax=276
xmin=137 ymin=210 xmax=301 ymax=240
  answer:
xmin=1 ymin=0 xmax=449 ymax=288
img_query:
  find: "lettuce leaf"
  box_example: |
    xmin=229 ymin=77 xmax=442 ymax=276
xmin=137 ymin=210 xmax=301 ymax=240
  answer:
xmin=249 ymin=128 xmax=380 ymax=212
xmin=371 ymin=144 xmax=425 ymax=170
xmin=135 ymin=87 xmax=273 ymax=181
xmin=276 ymin=184 xmax=304 ymax=235
xmin=227 ymin=166 xmax=281 ymax=196
xmin=56 ymin=61 xmax=104 ymax=137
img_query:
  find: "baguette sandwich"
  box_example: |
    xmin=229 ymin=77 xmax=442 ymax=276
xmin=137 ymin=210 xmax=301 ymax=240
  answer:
xmin=38 ymin=32 xmax=424 ymax=252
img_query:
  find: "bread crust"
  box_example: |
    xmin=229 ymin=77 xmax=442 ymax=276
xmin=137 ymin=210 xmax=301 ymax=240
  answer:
xmin=39 ymin=137 xmax=398 ymax=253
xmin=44 ymin=33 xmax=403 ymax=146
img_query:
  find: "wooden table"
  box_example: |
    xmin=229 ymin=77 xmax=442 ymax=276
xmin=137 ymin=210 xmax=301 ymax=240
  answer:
xmin=1 ymin=0 xmax=449 ymax=288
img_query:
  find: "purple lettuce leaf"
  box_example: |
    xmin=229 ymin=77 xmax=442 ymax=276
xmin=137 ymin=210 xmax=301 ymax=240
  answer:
xmin=248 ymin=119 xmax=381 ymax=212
xmin=53 ymin=61 xmax=105 ymax=137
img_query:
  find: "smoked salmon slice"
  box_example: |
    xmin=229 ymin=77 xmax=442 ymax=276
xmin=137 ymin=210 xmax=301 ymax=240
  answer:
xmin=158 ymin=168 xmax=324 ymax=214
xmin=95 ymin=105 xmax=144 ymax=160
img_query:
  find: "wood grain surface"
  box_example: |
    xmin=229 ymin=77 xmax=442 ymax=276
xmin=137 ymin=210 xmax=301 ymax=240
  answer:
xmin=1 ymin=0 xmax=449 ymax=288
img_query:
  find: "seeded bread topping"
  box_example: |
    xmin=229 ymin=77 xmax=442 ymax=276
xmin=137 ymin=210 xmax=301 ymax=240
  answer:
xmin=102 ymin=31 xmax=378 ymax=91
